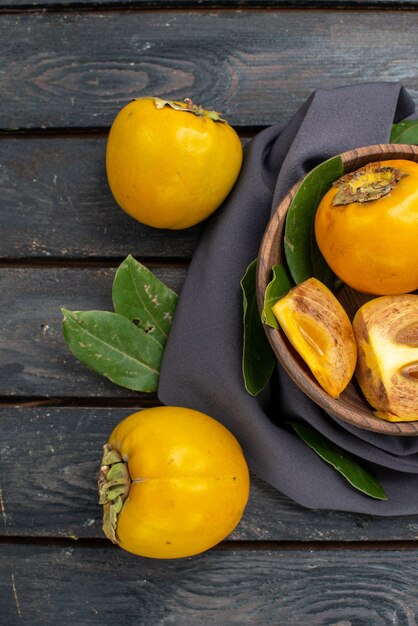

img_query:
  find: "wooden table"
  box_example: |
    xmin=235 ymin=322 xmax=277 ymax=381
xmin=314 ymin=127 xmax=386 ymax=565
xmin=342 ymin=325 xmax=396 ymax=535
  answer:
xmin=1 ymin=0 xmax=418 ymax=623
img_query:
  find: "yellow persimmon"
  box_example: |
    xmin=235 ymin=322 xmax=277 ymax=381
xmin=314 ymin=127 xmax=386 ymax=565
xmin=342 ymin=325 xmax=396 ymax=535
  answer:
xmin=314 ymin=159 xmax=418 ymax=295
xmin=98 ymin=406 xmax=250 ymax=559
xmin=105 ymin=97 xmax=243 ymax=229
xmin=272 ymin=277 xmax=357 ymax=398
xmin=352 ymin=294 xmax=418 ymax=422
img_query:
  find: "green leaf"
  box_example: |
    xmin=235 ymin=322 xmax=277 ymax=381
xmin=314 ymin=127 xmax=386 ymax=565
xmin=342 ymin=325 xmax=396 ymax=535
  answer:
xmin=310 ymin=236 xmax=338 ymax=291
xmin=284 ymin=155 xmax=343 ymax=289
xmin=290 ymin=422 xmax=387 ymax=501
xmin=112 ymin=255 xmax=178 ymax=348
xmin=62 ymin=309 xmax=163 ymax=392
xmin=261 ymin=264 xmax=293 ymax=329
xmin=241 ymin=259 xmax=276 ymax=396
xmin=390 ymin=120 xmax=418 ymax=145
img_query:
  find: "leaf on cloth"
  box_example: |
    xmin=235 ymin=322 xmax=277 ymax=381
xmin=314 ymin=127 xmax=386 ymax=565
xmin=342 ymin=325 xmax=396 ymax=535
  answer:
xmin=390 ymin=120 xmax=418 ymax=145
xmin=284 ymin=154 xmax=343 ymax=290
xmin=62 ymin=309 xmax=163 ymax=392
xmin=290 ymin=422 xmax=387 ymax=501
xmin=261 ymin=264 xmax=293 ymax=329
xmin=112 ymin=255 xmax=178 ymax=348
xmin=241 ymin=258 xmax=276 ymax=396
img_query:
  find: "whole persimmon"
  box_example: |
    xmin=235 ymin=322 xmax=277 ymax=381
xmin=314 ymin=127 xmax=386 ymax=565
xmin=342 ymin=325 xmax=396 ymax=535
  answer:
xmin=98 ymin=406 xmax=250 ymax=559
xmin=105 ymin=97 xmax=243 ymax=229
xmin=314 ymin=159 xmax=418 ymax=295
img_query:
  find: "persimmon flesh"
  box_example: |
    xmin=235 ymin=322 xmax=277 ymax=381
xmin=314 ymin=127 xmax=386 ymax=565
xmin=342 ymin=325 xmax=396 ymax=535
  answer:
xmin=272 ymin=278 xmax=357 ymax=398
xmin=353 ymin=294 xmax=418 ymax=421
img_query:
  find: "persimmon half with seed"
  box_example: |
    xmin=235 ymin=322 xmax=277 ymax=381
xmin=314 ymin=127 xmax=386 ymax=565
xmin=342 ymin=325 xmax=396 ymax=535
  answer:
xmin=272 ymin=277 xmax=357 ymax=398
xmin=353 ymin=294 xmax=418 ymax=422
xmin=98 ymin=406 xmax=250 ymax=559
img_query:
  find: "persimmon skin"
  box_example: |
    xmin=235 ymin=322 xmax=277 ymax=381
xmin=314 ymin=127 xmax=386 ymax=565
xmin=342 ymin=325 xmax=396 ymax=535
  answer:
xmin=106 ymin=97 xmax=243 ymax=230
xmin=314 ymin=159 xmax=418 ymax=295
xmin=107 ymin=406 xmax=250 ymax=559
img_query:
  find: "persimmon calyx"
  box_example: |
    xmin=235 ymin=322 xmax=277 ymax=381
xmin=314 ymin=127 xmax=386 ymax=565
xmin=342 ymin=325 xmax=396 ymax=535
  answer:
xmin=98 ymin=444 xmax=131 ymax=544
xmin=333 ymin=163 xmax=408 ymax=205
xmin=153 ymin=97 xmax=227 ymax=122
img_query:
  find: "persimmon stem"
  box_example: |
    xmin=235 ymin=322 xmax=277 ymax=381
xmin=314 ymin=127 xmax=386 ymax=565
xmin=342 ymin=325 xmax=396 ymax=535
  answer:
xmin=333 ymin=163 xmax=407 ymax=205
xmin=153 ymin=97 xmax=226 ymax=122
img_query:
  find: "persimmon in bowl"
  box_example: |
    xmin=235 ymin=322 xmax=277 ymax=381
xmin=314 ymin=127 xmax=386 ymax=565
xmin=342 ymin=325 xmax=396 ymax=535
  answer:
xmin=257 ymin=144 xmax=418 ymax=435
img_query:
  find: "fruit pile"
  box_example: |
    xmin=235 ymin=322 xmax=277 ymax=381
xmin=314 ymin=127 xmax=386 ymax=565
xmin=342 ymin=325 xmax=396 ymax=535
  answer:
xmin=273 ymin=159 xmax=418 ymax=422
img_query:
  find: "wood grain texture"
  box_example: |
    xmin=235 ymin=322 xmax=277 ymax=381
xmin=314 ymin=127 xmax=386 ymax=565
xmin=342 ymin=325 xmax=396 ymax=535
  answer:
xmin=0 ymin=266 xmax=185 ymax=397
xmin=1 ymin=544 xmax=418 ymax=625
xmin=0 ymin=137 xmax=203 ymax=260
xmin=1 ymin=406 xmax=418 ymax=540
xmin=2 ymin=0 xmax=418 ymax=8
xmin=1 ymin=0 xmax=417 ymax=621
xmin=1 ymin=10 xmax=418 ymax=129
xmin=257 ymin=144 xmax=418 ymax=436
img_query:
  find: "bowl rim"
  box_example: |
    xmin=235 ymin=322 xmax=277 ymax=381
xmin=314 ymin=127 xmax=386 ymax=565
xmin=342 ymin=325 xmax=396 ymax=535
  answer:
xmin=256 ymin=143 xmax=418 ymax=436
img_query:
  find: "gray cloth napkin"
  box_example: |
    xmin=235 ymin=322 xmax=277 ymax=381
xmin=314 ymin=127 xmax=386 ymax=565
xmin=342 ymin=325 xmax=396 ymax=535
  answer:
xmin=159 ymin=83 xmax=418 ymax=515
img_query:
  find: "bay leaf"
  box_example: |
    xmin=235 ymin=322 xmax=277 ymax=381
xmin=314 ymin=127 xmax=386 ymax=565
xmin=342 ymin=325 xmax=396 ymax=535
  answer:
xmin=284 ymin=155 xmax=343 ymax=288
xmin=241 ymin=259 xmax=276 ymax=396
xmin=390 ymin=120 xmax=418 ymax=145
xmin=290 ymin=422 xmax=387 ymax=501
xmin=112 ymin=255 xmax=178 ymax=348
xmin=261 ymin=264 xmax=293 ymax=329
xmin=62 ymin=309 xmax=163 ymax=392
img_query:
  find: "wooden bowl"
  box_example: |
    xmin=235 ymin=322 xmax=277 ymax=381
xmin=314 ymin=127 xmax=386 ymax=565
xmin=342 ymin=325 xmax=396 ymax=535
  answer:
xmin=257 ymin=143 xmax=418 ymax=435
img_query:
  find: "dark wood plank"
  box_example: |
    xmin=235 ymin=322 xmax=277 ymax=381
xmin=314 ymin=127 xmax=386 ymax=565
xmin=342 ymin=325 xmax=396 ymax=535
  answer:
xmin=1 ymin=543 xmax=418 ymax=625
xmin=1 ymin=406 xmax=418 ymax=540
xmin=0 ymin=136 xmax=202 ymax=260
xmin=0 ymin=266 xmax=185 ymax=397
xmin=1 ymin=10 xmax=418 ymax=129
xmin=2 ymin=0 xmax=418 ymax=8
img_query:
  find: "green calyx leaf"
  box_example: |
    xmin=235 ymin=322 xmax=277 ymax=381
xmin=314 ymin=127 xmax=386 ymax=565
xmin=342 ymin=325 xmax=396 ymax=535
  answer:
xmin=284 ymin=155 xmax=343 ymax=290
xmin=261 ymin=264 xmax=294 ymax=329
xmin=112 ymin=255 xmax=178 ymax=348
xmin=290 ymin=422 xmax=387 ymax=501
xmin=98 ymin=445 xmax=131 ymax=545
xmin=241 ymin=258 xmax=276 ymax=396
xmin=153 ymin=97 xmax=226 ymax=123
xmin=390 ymin=120 xmax=418 ymax=144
